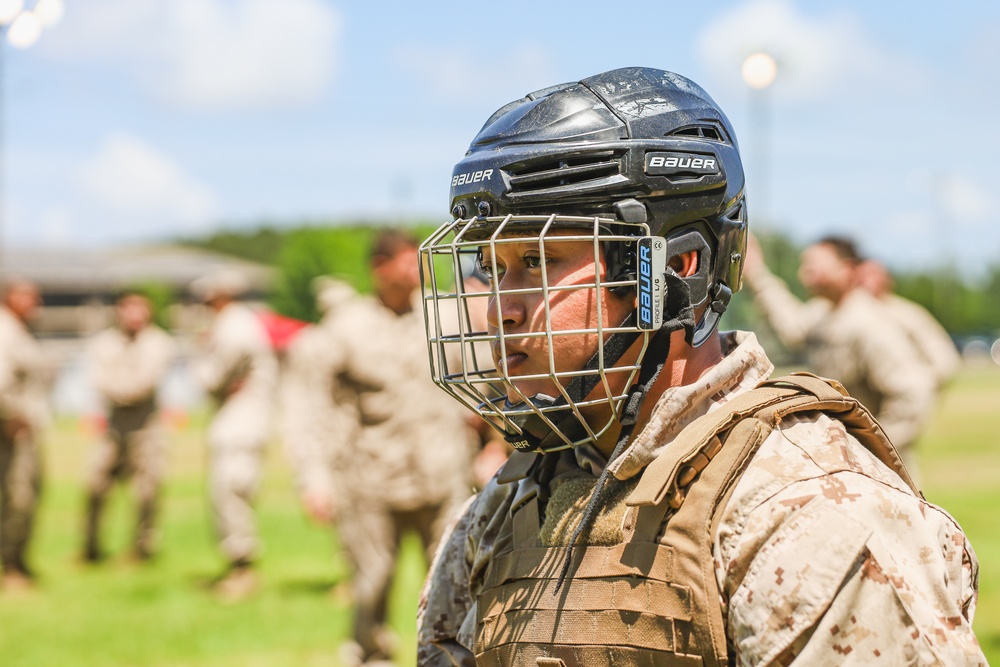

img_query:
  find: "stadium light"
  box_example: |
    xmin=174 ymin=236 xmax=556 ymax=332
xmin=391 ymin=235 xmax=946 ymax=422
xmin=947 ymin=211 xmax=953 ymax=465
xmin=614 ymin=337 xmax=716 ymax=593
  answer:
xmin=741 ymin=52 xmax=778 ymax=225
xmin=741 ymin=52 xmax=778 ymax=90
xmin=7 ymin=9 xmax=40 ymax=48
xmin=33 ymin=0 xmax=62 ymax=27
xmin=1 ymin=0 xmax=58 ymax=270
xmin=0 ymin=0 xmax=23 ymax=26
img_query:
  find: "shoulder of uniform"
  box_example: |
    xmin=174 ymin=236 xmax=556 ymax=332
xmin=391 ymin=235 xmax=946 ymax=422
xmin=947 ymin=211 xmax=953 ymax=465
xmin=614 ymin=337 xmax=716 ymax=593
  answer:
xmin=765 ymin=411 xmax=913 ymax=491
xmin=326 ymin=296 xmax=381 ymax=327
xmin=717 ymin=415 xmax=952 ymax=586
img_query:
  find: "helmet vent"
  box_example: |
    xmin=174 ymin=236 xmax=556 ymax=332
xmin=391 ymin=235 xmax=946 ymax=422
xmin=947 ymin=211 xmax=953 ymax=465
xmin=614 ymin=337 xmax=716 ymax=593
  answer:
xmin=507 ymin=151 xmax=627 ymax=198
xmin=668 ymin=123 xmax=728 ymax=143
xmin=726 ymin=201 xmax=745 ymax=222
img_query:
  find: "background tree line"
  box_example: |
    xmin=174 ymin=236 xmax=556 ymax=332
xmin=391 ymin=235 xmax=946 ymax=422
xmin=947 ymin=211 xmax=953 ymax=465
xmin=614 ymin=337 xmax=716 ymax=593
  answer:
xmin=182 ymin=224 xmax=1000 ymax=342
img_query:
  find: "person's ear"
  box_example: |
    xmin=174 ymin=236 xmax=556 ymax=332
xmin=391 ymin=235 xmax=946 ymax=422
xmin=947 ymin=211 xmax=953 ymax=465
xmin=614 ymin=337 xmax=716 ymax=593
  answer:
xmin=668 ymin=250 xmax=698 ymax=278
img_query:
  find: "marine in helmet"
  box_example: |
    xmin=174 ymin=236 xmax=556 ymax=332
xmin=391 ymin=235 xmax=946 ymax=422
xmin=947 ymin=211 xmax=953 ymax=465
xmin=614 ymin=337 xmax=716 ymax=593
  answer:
xmin=417 ymin=68 xmax=984 ymax=665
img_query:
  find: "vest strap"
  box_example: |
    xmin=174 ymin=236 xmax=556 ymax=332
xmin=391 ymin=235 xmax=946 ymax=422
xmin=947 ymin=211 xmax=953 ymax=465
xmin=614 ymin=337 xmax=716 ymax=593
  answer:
xmin=478 ymin=373 xmax=917 ymax=667
xmin=497 ymin=450 xmax=539 ymax=484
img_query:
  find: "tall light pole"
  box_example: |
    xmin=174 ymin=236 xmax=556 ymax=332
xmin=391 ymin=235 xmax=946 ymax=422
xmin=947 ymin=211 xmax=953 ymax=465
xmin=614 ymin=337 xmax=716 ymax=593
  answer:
xmin=0 ymin=0 xmax=62 ymax=270
xmin=742 ymin=52 xmax=778 ymax=227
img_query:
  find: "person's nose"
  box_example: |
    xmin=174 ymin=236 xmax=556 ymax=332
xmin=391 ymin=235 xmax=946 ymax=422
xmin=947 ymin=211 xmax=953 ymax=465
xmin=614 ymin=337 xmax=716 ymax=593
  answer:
xmin=486 ymin=288 xmax=526 ymax=332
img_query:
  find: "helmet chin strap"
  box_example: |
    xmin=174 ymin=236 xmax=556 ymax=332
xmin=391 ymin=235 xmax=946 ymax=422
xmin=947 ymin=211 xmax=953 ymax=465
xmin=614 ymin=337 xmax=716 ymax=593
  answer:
xmin=501 ymin=272 xmax=695 ymax=454
xmin=552 ymin=274 xmax=694 ymax=593
xmin=500 ymin=313 xmax=641 ymax=453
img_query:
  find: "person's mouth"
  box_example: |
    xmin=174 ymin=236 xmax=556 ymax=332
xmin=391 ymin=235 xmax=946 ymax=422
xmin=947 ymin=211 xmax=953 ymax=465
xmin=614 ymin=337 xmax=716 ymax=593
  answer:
xmin=493 ymin=343 xmax=529 ymax=373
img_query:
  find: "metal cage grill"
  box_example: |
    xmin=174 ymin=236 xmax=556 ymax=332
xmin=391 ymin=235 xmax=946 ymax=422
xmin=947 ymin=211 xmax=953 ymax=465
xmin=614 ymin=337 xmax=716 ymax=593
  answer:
xmin=420 ymin=214 xmax=653 ymax=451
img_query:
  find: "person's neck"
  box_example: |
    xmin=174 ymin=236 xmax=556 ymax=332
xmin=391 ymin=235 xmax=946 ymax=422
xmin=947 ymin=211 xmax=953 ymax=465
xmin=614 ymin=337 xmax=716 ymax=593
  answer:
xmin=377 ymin=287 xmax=413 ymax=316
xmin=594 ymin=328 xmax=724 ymax=459
xmin=828 ymin=287 xmax=855 ymax=308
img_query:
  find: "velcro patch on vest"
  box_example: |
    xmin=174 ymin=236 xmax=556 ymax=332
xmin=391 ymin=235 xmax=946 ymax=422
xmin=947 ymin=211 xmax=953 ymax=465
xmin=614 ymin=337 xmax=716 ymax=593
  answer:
xmin=540 ymin=477 xmax=638 ymax=547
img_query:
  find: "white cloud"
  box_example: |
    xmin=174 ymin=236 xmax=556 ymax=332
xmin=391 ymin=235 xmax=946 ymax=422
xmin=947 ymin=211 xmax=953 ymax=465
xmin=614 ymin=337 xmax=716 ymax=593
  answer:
xmin=392 ymin=43 xmax=555 ymax=106
xmin=936 ymin=175 xmax=990 ymax=222
xmin=79 ymin=133 xmax=218 ymax=230
xmin=38 ymin=0 xmax=341 ymax=111
xmin=39 ymin=206 xmax=75 ymax=246
xmin=696 ymin=0 xmax=925 ymax=102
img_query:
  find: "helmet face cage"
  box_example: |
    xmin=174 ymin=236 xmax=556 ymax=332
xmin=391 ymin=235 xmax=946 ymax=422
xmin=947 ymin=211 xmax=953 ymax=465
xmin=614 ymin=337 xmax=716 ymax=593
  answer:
xmin=420 ymin=214 xmax=653 ymax=452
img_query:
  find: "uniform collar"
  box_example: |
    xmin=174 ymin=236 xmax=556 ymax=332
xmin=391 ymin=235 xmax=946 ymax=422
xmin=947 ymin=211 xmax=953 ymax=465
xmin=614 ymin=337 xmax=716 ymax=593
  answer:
xmin=606 ymin=330 xmax=774 ymax=481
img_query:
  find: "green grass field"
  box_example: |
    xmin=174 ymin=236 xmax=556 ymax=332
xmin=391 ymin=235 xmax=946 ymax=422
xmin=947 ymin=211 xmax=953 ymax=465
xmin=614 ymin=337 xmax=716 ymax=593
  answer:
xmin=1 ymin=365 xmax=998 ymax=666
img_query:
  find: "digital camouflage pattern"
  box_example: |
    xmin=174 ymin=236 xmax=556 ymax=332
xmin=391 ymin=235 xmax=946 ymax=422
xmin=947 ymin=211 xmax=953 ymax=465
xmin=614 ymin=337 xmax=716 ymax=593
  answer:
xmin=0 ymin=306 xmax=53 ymax=430
xmin=417 ymin=332 xmax=985 ymax=666
xmin=0 ymin=305 xmax=54 ymax=574
xmin=194 ymin=301 xmax=277 ymax=564
xmin=283 ymin=289 xmax=476 ymax=664
xmin=84 ymin=323 xmax=176 ymax=558
xmin=881 ymin=293 xmax=961 ymax=390
xmin=745 ymin=269 xmax=936 ymax=456
xmin=283 ymin=292 xmax=475 ymax=510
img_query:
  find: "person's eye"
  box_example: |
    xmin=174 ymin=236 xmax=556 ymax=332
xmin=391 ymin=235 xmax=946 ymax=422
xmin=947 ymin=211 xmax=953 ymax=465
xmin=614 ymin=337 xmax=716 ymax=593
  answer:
xmin=476 ymin=255 xmax=504 ymax=281
xmin=522 ymin=254 xmax=544 ymax=270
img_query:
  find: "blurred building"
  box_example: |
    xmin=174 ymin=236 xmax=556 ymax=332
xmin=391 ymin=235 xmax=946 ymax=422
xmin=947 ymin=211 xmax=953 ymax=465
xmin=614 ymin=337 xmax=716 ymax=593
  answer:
xmin=1 ymin=245 xmax=274 ymax=415
xmin=1 ymin=245 xmax=273 ymax=338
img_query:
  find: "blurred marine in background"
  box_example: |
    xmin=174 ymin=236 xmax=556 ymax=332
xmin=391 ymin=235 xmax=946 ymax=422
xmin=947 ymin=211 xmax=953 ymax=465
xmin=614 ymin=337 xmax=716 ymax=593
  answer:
xmin=283 ymin=231 xmax=475 ymax=667
xmin=743 ymin=235 xmax=938 ymax=480
xmin=857 ymin=258 xmax=960 ymax=392
xmin=83 ymin=291 xmax=176 ymax=563
xmin=0 ymin=279 xmax=53 ymax=591
xmin=191 ymin=269 xmax=277 ymax=601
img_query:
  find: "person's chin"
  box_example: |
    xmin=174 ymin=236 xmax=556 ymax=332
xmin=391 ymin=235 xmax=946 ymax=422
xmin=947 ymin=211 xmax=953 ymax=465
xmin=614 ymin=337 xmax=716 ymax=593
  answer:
xmin=504 ymin=380 xmax=560 ymax=406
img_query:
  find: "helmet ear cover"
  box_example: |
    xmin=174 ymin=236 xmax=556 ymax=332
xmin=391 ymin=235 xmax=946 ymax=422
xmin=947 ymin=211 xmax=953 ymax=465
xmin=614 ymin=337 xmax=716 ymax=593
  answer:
xmin=602 ymin=224 xmax=719 ymax=347
xmin=662 ymin=230 xmax=711 ymax=306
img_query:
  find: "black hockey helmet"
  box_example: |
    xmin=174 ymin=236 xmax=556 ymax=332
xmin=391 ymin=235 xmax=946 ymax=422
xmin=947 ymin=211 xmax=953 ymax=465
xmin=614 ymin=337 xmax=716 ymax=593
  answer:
xmin=421 ymin=68 xmax=748 ymax=453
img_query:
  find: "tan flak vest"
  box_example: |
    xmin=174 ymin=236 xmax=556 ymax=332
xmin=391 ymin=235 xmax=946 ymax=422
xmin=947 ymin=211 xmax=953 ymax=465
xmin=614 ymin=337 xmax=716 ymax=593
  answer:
xmin=474 ymin=373 xmax=920 ymax=667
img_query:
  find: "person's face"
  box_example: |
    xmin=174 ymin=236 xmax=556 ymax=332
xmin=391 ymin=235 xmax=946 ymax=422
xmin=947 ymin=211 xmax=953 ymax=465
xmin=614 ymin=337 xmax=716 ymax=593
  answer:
xmin=798 ymin=243 xmax=856 ymax=300
xmin=479 ymin=233 xmax=635 ymax=405
xmin=857 ymin=260 xmax=892 ymax=298
xmin=373 ymin=245 xmax=421 ymax=296
xmin=116 ymin=295 xmax=152 ymax=334
xmin=5 ymin=284 xmax=41 ymax=321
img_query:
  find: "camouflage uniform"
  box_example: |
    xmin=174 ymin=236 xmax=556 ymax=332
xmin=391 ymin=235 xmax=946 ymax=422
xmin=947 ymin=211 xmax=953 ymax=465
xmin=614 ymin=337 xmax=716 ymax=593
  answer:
xmin=0 ymin=306 xmax=53 ymax=577
xmin=194 ymin=301 xmax=277 ymax=566
xmin=881 ymin=293 xmax=961 ymax=390
xmin=745 ymin=269 xmax=935 ymax=472
xmin=84 ymin=323 xmax=176 ymax=560
xmin=284 ymin=290 xmax=475 ymax=664
xmin=418 ymin=332 xmax=985 ymax=665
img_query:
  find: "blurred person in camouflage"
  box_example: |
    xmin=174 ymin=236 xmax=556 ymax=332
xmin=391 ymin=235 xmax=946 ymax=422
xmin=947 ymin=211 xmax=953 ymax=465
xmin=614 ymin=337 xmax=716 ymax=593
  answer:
xmin=191 ymin=269 xmax=277 ymax=601
xmin=417 ymin=67 xmax=984 ymax=665
xmin=743 ymin=234 xmax=937 ymax=479
xmin=456 ymin=268 xmax=512 ymax=489
xmin=82 ymin=290 xmax=176 ymax=563
xmin=281 ymin=275 xmax=358 ymax=526
xmin=0 ymin=279 xmax=54 ymax=591
xmin=857 ymin=257 xmax=960 ymax=392
xmin=282 ymin=232 xmax=475 ymax=667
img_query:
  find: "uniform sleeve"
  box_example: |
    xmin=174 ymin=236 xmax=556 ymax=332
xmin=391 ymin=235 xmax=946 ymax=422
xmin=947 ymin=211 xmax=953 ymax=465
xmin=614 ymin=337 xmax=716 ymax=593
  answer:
xmin=716 ymin=421 xmax=986 ymax=666
xmin=417 ymin=494 xmax=479 ymax=667
xmin=93 ymin=329 xmax=175 ymax=407
xmin=0 ymin=353 xmax=17 ymax=421
xmin=193 ymin=313 xmax=255 ymax=397
xmin=280 ymin=324 xmax=356 ymax=495
xmin=743 ymin=267 xmax=827 ymax=352
xmin=890 ymin=296 xmax=961 ymax=389
xmin=0 ymin=324 xmax=54 ymax=425
xmin=855 ymin=320 xmax=936 ymax=450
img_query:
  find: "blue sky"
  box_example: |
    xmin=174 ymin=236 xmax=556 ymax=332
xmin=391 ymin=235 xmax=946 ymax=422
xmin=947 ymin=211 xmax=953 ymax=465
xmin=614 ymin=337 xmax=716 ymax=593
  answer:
xmin=5 ymin=0 xmax=1000 ymax=274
